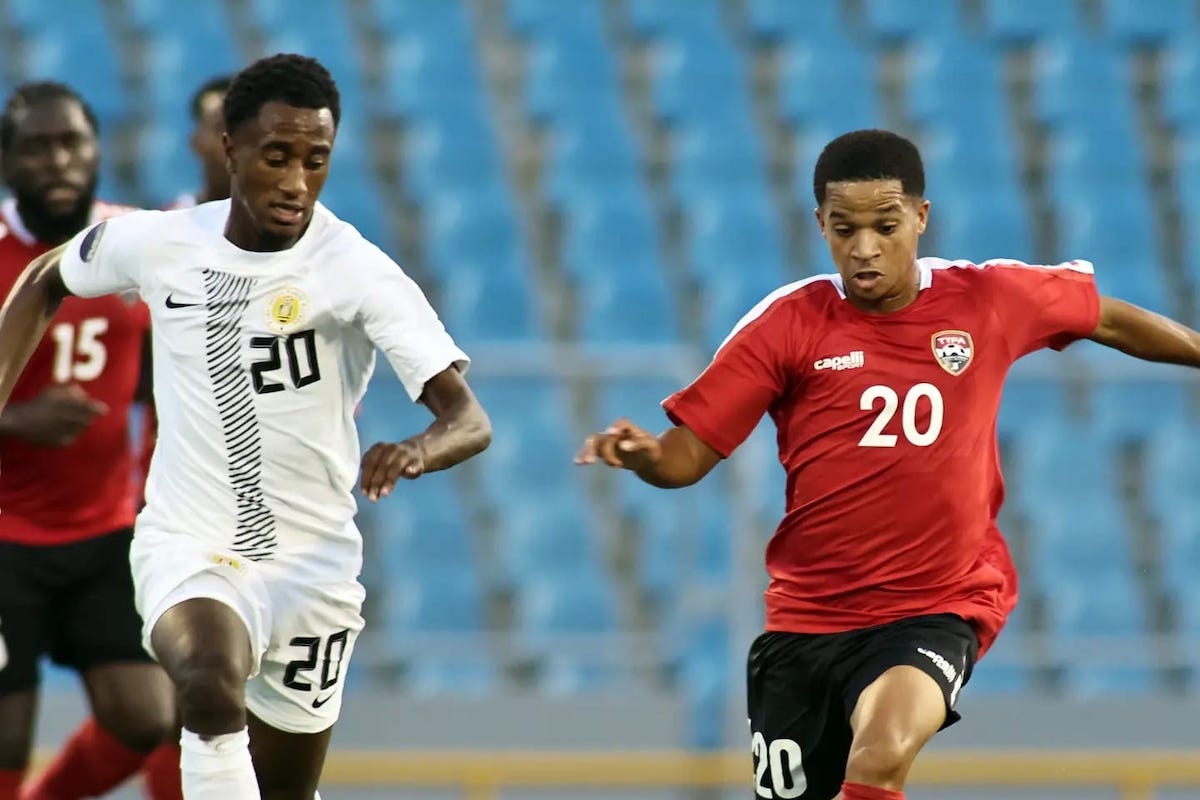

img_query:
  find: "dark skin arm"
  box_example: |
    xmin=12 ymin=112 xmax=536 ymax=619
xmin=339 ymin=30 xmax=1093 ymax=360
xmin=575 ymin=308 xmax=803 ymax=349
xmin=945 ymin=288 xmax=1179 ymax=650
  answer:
xmin=1089 ymin=295 xmax=1200 ymax=364
xmin=574 ymin=418 xmax=723 ymax=488
xmin=0 ymin=244 xmax=71 ymax=413
xmin=359 ymin=365 xmax=492 ymax=502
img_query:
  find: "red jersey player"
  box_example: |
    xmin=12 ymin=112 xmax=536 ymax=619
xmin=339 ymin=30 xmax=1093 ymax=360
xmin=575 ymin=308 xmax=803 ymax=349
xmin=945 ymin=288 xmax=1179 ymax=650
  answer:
xmin=0 ymin=83 xmax=179 ymax=800
xmin=577 ymin=130 xmax=1200 ymax=800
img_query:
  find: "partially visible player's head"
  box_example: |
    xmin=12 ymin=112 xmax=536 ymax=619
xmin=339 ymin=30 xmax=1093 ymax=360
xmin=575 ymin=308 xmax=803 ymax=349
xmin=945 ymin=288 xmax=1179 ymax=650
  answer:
xmin=0 ymin=81 xmax=100 ymax=245
xmin=189 ymin=74 xmax=233 ymax=203
xmin=813 ymin=129 xmax=929 ymax=313
xmin=222 ymin=54 xmax=340 ymax=251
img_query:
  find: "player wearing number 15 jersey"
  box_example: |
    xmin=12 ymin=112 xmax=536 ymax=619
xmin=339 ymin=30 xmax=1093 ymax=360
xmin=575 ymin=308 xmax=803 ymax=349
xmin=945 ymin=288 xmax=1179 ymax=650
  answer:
xmin=0 ymin=55 xmax=491 ymax=800
xmin=578 ymin=130 xmax=1200 ymax=800
xmin=0 ymin=82 xmax=180 ymax=800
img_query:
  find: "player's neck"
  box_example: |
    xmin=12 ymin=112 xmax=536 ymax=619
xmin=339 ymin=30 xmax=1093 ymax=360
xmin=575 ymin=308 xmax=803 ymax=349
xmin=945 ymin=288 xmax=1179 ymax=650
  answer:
xmin=15 ymin=197 xmax=91 ymax=247
xmin=224 ymin=210 xmax=304 ymax=253
xmin=847 ymin=277 xmax=920 ymax=314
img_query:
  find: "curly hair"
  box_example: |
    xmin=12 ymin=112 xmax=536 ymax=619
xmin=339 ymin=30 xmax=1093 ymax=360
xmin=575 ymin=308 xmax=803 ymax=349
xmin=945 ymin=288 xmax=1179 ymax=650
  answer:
xmin=0 ymin=81 xmax=98 ymax=152
xmin=813 ymin=129 xmax=925 ymax=205
xmin=223 ymin=54 xmax=340 ymax=135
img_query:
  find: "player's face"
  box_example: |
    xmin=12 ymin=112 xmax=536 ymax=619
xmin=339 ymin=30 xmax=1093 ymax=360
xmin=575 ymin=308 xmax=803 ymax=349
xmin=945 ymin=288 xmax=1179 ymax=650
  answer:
xmin=224 ymin=101 xmax=335 ymax=251
xmin=190 ymin=90 xmax=229 ymax=199
xmin=816 ymin=179 xmax=929 ymax=313
xmin=1 ymin=98 xmax=99 ymax=221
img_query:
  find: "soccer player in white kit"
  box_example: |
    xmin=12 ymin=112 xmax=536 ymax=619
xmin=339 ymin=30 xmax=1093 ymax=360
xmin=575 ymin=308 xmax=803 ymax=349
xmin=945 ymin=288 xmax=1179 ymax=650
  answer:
xmin=0 ymin=54 xmax=492 ymax=799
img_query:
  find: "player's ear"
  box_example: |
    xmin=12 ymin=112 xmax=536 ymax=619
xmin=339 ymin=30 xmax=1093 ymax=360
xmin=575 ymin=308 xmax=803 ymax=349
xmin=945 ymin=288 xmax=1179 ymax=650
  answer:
xmin=222 ymin=132 xmax=236 ymax=175
xmin=813 ymin=205 xmax=826 ymax=238
xmin=914 ymin=198 xmax=930 ymax=234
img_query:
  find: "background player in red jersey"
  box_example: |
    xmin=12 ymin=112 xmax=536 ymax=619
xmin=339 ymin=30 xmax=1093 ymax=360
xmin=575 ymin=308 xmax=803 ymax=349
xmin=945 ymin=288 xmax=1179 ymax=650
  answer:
xmin=0 ymin=82 xmax=180 ymax=800
xmin=169 ymin=75 xmax=232 ymax=210
xmin=577 ymin=129 xmax=1200 ymax=800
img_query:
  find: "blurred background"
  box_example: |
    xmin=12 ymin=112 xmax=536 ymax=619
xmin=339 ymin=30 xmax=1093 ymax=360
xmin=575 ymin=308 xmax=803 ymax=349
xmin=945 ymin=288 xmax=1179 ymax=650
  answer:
xmin=4 ymin=0 xmax=1200 ymax=797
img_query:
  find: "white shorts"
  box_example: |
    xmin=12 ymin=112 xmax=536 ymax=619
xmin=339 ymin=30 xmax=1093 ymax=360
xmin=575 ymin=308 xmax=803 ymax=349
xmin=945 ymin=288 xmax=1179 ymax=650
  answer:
xmin=130 ymin=528 xmax=366 ymax=734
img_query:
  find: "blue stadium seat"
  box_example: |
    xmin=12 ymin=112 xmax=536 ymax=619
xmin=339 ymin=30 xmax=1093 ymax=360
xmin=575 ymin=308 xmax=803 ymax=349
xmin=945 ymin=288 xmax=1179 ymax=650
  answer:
xmin=650 ymin=29 xmax=748 ymax=124
xmin=138 ymin=124 xmax=195 ymax=207
xmin=368 ymin=0 xmax=472 ymax=37
xmin=966 ymin=633 xmax=1035 ymax=695
xmin=252 ymin=0 xmax=362 ymax=87
xmin=862 ymin=0 xmax=963 ymax=42
xmin=423 ymin=187 xmax=523 ymax=276
xmin=1056 ymin=199 xmax=1168 ymax=312
xmin=1159 ymin=510 xmax=1200 ymax=595
xmin=1044 ymin=574 xmax=1148 ymax=637
xmin=403 ymin=110 xmax=505 ymax=202
xmin=670 ymin=118 xmax=767 ymax=199
xmin=626 ymin=0 xmax=723 ymax=38
xmin=684 ymin=190 xmax=788 ymax=294
xmin=386 ymin=570 xmax=484 ymax=635
xmin=405 ymin=655 xmax=501 ymax=696
xmin=1032 ymin=37 xmax=1136 ymax=126
xmin=1162 ymin=38 xmax=1200 ymax=131
xmin=1089 ymin=379 xmax=1190 ymax=444
xmin=143 ymin=35 xmax=240 ymax=123
xmin=933 ymin=191 xmax=1034 ymax=265
xmin=577 ymin=272 xmax=681 ymax=345
xmin=1024 ymin=499 xmax=1134 ymax=587
xmin=744 ymin=0 xmax=845 ymax=43
xmin=997 ymin=369 xmax=1070 ymax=443
xmin=906 ymin=38 xmax=1008 ymax=126
xmin=1061 ymin=664 xmax=1158 ymax=696
xmin=1045 ymin=122 xmax=1146 ymax=207
xmin=778 ymin=38 xmax=880 ymax=130
xmin=524 ymin=30 xmax=619 ymax=122
xmin=508 ymin=0 xmax=605 ymax=38
xmin=439 ymin=265 xmax=543 ymax=345
xmin=738 ymin=424 xmax=788 ymax=525
xmin=561 ymin=188 xmax=661 ymax=281
xmin=921 ymin=126 xmax=1023 ymax=200
xmin=497 ymin=503 xmax=601 ymax=587
xmin=514 ymin=574 xmax=619 ymax=648
xmin=20 ymin=30 xmax=127 ymax=122
xmin=543 ymin=114 xmax=643 ymax=209
xmin=981 ymin=0 xmax=1084 ymax=43
xmin=1101 ymin=0 xmax=1196 ymax=47
xmin=1143 ymin=424 xmax=1200 ymax=528
xmin=672 ymin=615 xmax=729 ymax=748
xmin=1010 ymin=420 xmax=1121 ymax=511
xmin=384 ymin=33 xmax=482 ymax=118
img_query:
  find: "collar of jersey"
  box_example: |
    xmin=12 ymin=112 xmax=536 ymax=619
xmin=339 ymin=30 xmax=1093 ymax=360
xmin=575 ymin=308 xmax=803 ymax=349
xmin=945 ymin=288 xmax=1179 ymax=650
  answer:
xmin=829 ymin=258 xmax=934 ymax=302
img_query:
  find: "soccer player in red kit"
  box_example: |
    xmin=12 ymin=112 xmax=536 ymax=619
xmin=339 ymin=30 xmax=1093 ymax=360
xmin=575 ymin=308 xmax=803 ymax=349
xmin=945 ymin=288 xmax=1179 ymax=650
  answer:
xmin=0 ymin=83 xmax=180 ymax=800
xmin=577 ymin=129 xmax=1200 ymax=800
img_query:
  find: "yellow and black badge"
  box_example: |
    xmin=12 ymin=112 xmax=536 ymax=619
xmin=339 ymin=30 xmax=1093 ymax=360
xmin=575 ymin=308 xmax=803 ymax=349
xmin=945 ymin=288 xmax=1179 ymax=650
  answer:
xmin=264 ymin=287 xmax=309 ymax=334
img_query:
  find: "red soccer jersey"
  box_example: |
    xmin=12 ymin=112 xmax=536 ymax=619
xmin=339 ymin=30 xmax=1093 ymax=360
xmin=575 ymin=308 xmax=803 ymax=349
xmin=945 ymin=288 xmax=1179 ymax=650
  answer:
xmin=663 ymin=257 xmax=1100 ymax=656
xmin=0 ymin=199 xmax=149 ymax=545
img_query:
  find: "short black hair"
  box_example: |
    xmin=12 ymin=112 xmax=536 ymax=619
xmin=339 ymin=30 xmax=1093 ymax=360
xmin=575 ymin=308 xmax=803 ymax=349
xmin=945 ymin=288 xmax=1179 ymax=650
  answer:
xmin=812 ymin=129 xmax=924 ymax=205
xmin=223 ymin=53 xmax=340 ymax=135
xmin=190 ymin=74 xmax=233 ymax=121
xmin=0 ymin=81 xmax=98 ymax=152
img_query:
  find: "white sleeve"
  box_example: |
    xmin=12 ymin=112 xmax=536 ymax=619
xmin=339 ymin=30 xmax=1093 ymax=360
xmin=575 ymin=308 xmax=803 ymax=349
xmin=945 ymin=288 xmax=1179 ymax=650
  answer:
xmin=336 ymin=239 xmax=469 ymax=401
xmin=58 ymin=212 xmax=155 ymax=297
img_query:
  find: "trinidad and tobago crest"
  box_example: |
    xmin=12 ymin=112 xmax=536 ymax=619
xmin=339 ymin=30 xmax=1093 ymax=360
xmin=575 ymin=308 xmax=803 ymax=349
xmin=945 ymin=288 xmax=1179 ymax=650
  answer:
xmin=931 ymin=330 xmax=974 ymax=375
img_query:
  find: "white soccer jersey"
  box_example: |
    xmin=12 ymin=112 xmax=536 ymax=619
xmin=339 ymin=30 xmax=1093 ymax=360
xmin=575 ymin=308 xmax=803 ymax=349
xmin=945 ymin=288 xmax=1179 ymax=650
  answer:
xmin=59 ymin=201 xmax=467 ymax=582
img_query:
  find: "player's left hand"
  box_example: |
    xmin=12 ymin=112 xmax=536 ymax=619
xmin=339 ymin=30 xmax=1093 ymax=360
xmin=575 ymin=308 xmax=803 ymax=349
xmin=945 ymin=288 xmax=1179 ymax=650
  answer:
xmin=360 ymin=439 xmax=426 ymax=502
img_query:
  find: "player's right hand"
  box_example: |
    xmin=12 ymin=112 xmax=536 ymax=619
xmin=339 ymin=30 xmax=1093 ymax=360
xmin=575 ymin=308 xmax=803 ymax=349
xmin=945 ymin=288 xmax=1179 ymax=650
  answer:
xmin=3 ymin=384 xmax=109 ymax=447
xmin=575 ymin=418 xmax=662 ymax=471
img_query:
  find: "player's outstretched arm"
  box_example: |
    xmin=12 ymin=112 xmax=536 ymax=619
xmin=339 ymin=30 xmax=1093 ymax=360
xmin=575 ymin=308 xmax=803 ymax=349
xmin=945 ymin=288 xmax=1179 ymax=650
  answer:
xmin=359 ymin=366 xmax=491 ymax=502
xmin=1089 ymin=296 xmax=1200 ymax=366
xmin=575 ymin=419 xmax=722 ymax=489
xmin=0 ymin=244 xmax=70 ymax=411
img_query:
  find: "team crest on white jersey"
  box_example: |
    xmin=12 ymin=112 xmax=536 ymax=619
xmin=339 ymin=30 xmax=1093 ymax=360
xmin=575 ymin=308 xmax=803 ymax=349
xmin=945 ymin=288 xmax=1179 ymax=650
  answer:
xmin=931 ymin=330 xmax=973 ymax=375
xmin=264 ymin=287 xmax=309 ymax=333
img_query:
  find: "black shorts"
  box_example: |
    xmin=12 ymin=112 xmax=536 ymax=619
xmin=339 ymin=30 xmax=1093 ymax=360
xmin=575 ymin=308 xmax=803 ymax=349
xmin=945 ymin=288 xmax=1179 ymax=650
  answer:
xmin=0 ymin=528 xmax=151 ymax=694
xmin=747 ymin=614 xmax=980 ymax=800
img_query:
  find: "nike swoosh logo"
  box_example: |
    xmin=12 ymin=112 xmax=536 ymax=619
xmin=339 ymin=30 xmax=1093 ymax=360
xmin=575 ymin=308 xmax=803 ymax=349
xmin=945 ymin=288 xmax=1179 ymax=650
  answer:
xmin=165 ymin=294 xmax=200 ymax=309
xmin=311 ymin=693 xmax=335 ymax=709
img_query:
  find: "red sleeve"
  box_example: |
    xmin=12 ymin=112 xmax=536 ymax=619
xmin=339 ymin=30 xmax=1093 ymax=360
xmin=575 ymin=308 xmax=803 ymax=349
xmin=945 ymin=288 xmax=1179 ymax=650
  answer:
xmin=662 ymin=298 xmax=795 ymax=458
xmin=982 ymin=260 xmax=1101 ymax=357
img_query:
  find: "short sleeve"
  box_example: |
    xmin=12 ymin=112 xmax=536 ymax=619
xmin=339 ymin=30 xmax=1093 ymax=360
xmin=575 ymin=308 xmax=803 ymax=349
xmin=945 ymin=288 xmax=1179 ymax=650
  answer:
xmin=662 ymin=297 xmax=794 ymax=458
xmin=59 ymin=213 xmax=152 ymax=297
xmin=982 ymin=259 xmax=1101 ymax=357
xmin=332 ymin=238 xmax=468 ymax=401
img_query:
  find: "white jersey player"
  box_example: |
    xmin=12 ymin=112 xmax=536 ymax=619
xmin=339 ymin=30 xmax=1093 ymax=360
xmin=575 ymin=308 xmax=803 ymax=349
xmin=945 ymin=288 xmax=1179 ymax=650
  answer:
xmin=0 ymin=55 xmax=492 ymax=800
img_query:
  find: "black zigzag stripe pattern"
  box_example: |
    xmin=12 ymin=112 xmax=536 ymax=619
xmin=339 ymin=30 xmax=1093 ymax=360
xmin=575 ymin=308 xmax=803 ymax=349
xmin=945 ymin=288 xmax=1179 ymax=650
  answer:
xmin=203 ymin=269 xmax=276 ymax=561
